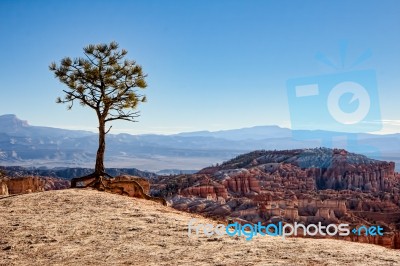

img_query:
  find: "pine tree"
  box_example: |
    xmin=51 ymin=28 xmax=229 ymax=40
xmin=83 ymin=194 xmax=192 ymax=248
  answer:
xmin=49 ymin=41 xmax=147 ymax=186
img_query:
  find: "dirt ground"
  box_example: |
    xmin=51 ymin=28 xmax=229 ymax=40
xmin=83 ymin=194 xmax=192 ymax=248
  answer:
xmin=0 ymin=189 xmax=399 ymax=266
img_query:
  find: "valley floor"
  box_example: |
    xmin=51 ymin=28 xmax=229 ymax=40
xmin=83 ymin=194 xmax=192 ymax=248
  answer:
xmin=0 ymin=189 xmax=399 ymax=266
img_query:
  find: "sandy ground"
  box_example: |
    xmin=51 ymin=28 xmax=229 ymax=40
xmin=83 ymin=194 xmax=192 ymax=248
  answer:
xmin=0 ymin=189 xmax=399 ymax=266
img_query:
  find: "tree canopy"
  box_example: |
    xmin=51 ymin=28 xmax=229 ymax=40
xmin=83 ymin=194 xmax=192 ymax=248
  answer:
xmin=49 ymin=41 xmax=147 ymax=125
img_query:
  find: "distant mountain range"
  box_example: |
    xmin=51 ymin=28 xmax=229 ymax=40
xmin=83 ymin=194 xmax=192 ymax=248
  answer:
xmin=0 ymin=114 xmax=399 ymax=171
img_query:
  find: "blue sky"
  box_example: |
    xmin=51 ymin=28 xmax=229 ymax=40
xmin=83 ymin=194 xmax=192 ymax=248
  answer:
xmin=0 ymin=0 xmax=399 ymax=134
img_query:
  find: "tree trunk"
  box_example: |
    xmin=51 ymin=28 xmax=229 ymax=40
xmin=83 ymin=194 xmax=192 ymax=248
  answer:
xmin=95 ymin=119 xmax=106 ymax=176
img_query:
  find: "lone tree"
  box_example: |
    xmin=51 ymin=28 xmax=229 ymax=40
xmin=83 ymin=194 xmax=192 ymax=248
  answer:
xmin=50 ymin=41 xmax=147 ymax=186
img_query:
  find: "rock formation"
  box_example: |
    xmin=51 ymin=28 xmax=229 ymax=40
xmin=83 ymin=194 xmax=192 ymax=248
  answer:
xmin=3 ymin=176 xmax=45 ymax=194
xmin=0 ymin=176 xmax=70 ymax=196
xmin=0 ymin=179 xmax=8 ymax=195
xmin=71 ymin=174 xmax=166 ymax=205
xmin=151 ymin=148 xmax=400 ymax=249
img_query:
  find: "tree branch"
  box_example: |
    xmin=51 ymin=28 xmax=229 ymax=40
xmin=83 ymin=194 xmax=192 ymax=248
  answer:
xmin=61 ymin=90 xmax=97 ymax=110
xmin=105 ymin=125 xmax=112 ymax=134
xmin=105 ymin=110 xmax=140 ymax=122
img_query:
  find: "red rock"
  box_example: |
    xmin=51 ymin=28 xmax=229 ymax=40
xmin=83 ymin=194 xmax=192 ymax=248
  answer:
xmin=5 ymin=176 xmax=45 ymax=194
xmin=0 ymin=179 xmax=8 ymax=195
xmin=152 ymin=148 xmax=400 ymax=249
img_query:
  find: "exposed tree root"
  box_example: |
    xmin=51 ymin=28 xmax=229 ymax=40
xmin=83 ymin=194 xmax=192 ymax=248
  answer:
xmin=71 ymin=173 xmax=167 ymax=206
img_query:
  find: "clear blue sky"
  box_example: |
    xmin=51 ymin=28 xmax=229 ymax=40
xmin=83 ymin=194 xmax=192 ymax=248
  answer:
xmin=0 ymin=0 xmax=399 ymax=134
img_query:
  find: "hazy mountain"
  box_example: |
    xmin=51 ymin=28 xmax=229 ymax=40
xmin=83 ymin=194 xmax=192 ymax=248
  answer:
xmin=156 ymin=169 xmax=198 ymax=175
xmin=176 ymin=125 xmax=292 ymax=140
xmin=0 ymin=114 xmax=399 ymax=171
xmin=0 ymin=114 xmax=93 ymax=138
